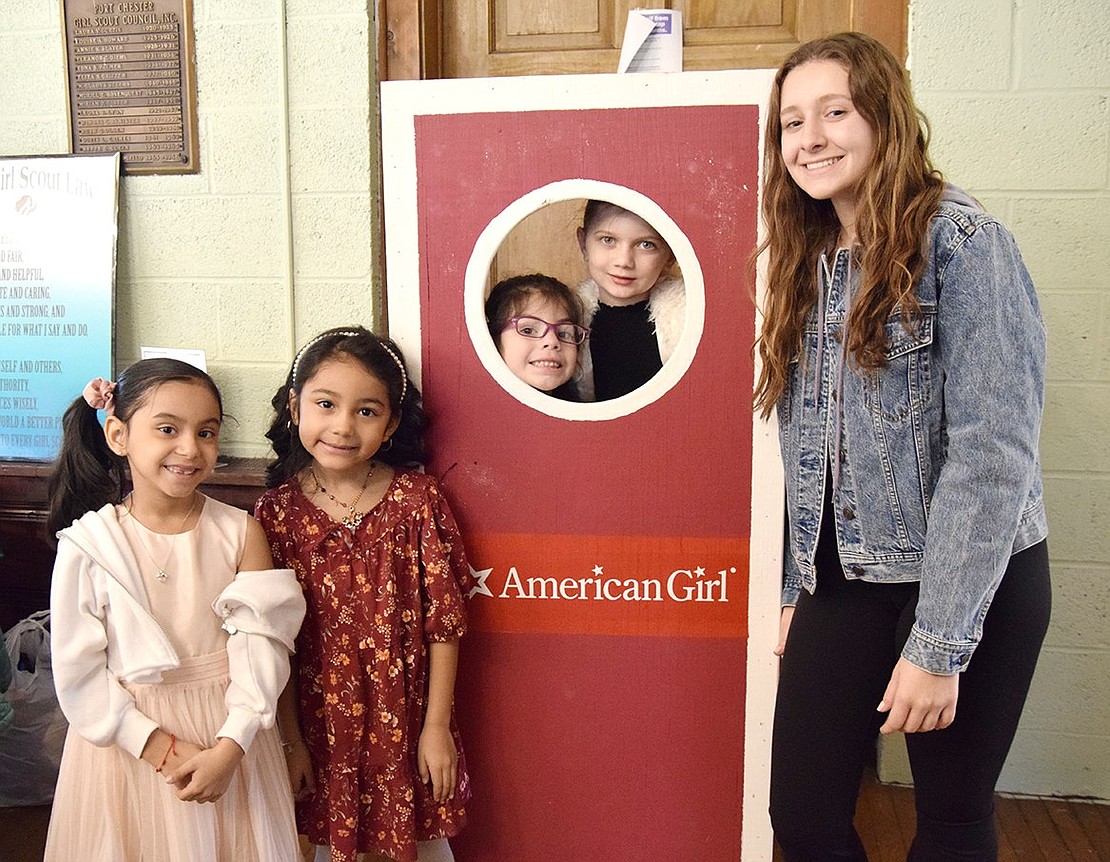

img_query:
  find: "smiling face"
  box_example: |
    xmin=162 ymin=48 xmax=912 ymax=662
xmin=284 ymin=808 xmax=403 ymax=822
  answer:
xmin=290 ymin=355 xmax=399 ymax=480
xmin=577 ymin=207 xmax=673 ymax=307
xmin=779 ymin=59 xmax=876 ymax=231
xmin=107 ymin=380 xmax=221 ymax=504
xmin=496 ymin=294 xmax=579 ymax=392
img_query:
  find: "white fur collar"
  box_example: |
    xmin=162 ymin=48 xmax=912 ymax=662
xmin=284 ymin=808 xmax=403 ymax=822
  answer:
xmin=574 ymin=276 xmax=687 ymax=401
xmin=576 ymin=275 xmax=686 ymax=360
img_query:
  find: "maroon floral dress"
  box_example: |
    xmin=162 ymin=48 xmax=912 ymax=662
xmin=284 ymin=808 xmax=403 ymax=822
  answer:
xmin=255 ymin=470 xmax=473 ymax=862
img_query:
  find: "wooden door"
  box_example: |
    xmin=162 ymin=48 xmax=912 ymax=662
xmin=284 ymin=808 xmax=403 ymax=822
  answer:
xmin=381 ymin=0 xmax=907 ymax=80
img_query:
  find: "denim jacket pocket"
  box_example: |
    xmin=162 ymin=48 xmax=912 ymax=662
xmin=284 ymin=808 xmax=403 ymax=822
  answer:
xmin=778 ymin=350 xmax=808 ymax=465
xmin=864 ymin=306 xmax=936 ymax=423
xmin=780 ymin=355 xmax=800 ymax=427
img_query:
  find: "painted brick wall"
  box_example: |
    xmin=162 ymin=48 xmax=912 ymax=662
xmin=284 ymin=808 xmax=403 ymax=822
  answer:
xmin=0 ymin=0 xmax=381 ymax=456
xmin=878 ymin=0 xmax=1110 ymax=798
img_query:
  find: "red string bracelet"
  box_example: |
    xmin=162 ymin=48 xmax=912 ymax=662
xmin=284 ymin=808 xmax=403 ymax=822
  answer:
xmin=155 ymin=733 xmax=176 ymax=773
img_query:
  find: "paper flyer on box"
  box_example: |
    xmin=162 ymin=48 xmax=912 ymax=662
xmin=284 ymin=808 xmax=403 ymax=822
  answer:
xmin=618 ymin=9 xmax=683 ymax=73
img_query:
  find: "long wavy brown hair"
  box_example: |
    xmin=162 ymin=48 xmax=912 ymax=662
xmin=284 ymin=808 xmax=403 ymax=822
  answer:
xmin=752 ymin=32 xmax=945 ymax=418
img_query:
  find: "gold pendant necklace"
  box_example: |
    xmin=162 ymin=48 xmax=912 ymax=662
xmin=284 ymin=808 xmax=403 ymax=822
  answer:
xmin=123 ymin=493 xmax=199 ymax=582
xmin=311 ymin=464 xmax=375 ymax=531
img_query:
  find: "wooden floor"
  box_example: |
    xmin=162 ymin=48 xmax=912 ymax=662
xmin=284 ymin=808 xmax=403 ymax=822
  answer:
xmin=774 ymin=769 xmax=1110 ymax=861
xmin=2 ymin=772 xmax=1108 ymax=861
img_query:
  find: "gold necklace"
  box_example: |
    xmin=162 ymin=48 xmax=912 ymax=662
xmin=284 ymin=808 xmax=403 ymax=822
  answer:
xmin=123 ymin=493 xmax=199 ymax=582
xmin=311 ymin=464 xmax=374 ymax=530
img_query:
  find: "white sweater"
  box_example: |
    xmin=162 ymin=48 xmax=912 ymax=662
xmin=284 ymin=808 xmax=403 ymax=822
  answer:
xmin=50 ymin=503 xmax=305 ymax=758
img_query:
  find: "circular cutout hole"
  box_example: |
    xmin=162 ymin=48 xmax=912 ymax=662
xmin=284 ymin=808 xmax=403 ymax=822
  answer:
xmin=466 ymin=180 xmax=704 ymax=421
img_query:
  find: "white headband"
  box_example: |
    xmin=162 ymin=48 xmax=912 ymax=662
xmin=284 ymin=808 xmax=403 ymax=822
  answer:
xmin=377 ymin=341 xmax=408 ymax=402
xmin=291 ymin=330 xmax=408 ymax=403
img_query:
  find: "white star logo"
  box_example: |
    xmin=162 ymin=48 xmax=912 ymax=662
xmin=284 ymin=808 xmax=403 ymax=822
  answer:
xmin=694 ymin=566 xmax=706 ymax=578
xmin=592 ymin=564 xmax=604 ymax=576
xmin=468 ymin=564 xmax=494 ymax=599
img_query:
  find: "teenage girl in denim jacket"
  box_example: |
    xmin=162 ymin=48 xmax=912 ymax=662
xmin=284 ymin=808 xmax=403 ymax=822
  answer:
xmin=754 ymin=33 xmax=1050 ymax=862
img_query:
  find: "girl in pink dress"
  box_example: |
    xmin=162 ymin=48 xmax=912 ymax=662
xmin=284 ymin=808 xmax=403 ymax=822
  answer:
xmin=44 ymin=359 xmax=304 ymax=862
xmin=255 ymin=327 xmax=474 ymax=862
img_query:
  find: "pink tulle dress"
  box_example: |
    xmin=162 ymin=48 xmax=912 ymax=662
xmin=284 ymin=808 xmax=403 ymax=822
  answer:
xmin=45 ymin=497 xmax=300 ymax=862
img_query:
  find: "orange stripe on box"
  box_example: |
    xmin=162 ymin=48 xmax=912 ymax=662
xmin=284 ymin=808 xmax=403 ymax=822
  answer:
xmin=464 ymin=532 xmax=749 ymax=639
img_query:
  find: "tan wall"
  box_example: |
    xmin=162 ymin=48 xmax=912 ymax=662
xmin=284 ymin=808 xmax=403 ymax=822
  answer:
xmin=0 ymin=0 xmax=381 ymax=456
xmin=876 ymin=0 xmax=1110 ymax=798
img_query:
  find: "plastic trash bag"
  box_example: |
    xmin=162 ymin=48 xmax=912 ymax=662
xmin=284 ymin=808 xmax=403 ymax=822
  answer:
xmin=0 ymin=610 xmax=68 ymax=805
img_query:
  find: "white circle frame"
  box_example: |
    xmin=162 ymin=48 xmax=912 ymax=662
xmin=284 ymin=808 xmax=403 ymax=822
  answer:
xmin=465 ymin=179 xmax=705 ymax=421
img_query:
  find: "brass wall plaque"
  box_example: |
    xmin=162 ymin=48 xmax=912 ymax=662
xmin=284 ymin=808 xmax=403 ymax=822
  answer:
xmin=62 ymin=0 xmax=199 ymax=175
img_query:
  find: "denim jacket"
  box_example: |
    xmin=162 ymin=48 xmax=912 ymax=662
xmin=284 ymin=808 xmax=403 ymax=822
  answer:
xmin=777 ymin=198 xmax=1048 ymax=675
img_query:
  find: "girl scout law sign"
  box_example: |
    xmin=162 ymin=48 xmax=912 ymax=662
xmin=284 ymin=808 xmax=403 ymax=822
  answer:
xmin=381 ymin=70 xmax=779 ymax=861
xmin=0 ymin=154 xmax=118 ymax=461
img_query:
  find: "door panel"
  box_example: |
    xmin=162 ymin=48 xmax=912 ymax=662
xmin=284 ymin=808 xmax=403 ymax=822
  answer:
xmin=424 ymin=0 xmax=904 ymax=80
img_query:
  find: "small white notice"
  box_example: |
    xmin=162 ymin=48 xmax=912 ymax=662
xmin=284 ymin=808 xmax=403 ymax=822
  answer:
xmin=617 ymin=9 xmax=683 ymax=73
xmin=140 ymin=346 xmax=208 ymax=372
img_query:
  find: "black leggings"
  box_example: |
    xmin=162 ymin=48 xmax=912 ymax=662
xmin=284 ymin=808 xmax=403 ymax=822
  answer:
xmin=770 ymin=539 xmax=1051 ymax=862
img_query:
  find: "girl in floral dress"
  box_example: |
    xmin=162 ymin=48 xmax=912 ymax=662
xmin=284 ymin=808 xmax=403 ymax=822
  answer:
xmin=255 ymin=327 xmax=474 ymax=862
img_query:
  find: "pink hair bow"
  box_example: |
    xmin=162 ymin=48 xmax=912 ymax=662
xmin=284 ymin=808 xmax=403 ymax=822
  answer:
xmin=83 ymin=377 xmax=116 ymax=415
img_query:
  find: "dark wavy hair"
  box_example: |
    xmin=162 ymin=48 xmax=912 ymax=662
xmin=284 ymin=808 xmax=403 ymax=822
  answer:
xmin=752 ymin=32 xmax=945 ymax=418
xmin=485 ymin=273 xmax=585 ymax=340
xmin=264 ymin=326 xmax=426 ymax=487
xmin=46 ymin=358 xmax=223 ymax=539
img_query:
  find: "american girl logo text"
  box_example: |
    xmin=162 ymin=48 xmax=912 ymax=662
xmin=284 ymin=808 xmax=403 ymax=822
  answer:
xmin=465 ymin=532 xmax=748 ymax=639
xmin=490 ymin=563 xmax=734 ymax=604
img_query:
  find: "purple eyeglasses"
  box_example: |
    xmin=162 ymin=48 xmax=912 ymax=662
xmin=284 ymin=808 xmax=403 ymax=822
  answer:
xmin=502 ymin=316 xmax=590 ymax=345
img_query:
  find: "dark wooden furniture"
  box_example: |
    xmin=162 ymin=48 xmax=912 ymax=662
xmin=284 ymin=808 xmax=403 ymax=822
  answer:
xmin=0 ymin=457 xmax=269 ymax=632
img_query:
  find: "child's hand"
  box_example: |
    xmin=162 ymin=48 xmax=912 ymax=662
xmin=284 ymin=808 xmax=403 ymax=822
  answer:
xmin=161 ymin=737 xmax=206 ymax=790
xmin=165 ymin=737 xmax=245 ymax=803
xmin=140 ymin=728 xmax=204 ymax=783
xmin=283 ymin=737 xmax=317 ymax=801
xmin=417 ymin=723 xmax=457 ymax=803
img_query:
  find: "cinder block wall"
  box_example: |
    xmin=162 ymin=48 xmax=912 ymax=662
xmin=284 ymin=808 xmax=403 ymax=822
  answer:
xmin=877 ymin=0 xmax=1109 ymax=798
xmin=0 ymin=1 xmax=381 ymax=456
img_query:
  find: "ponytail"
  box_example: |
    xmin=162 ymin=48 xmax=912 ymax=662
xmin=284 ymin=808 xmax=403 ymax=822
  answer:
xmin=45 ymin=397 xmax=125 ymax=541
